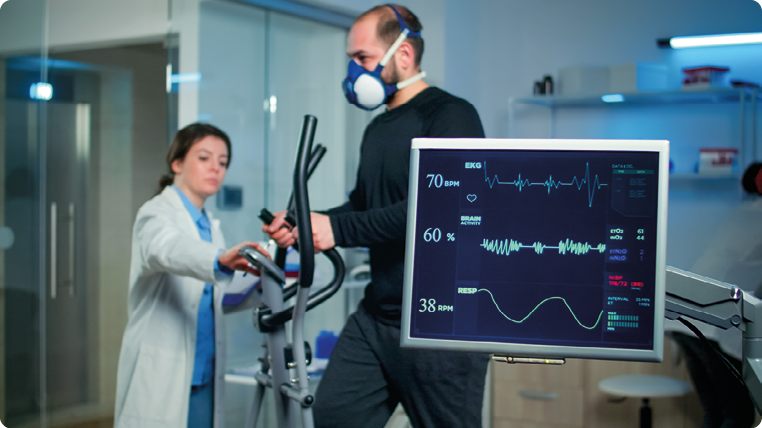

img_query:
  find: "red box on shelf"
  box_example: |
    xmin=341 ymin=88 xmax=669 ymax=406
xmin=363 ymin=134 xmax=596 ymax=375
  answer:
xmin=698 ymin=147 xmax=738 ymax=174
xmin=682 ymin=66 xmax=730 ymax=90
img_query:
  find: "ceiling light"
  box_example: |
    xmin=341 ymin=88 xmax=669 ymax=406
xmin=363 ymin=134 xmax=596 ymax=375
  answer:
xmin=658 ymin=32 xmax=762 ymax=49
xmin=29 ymin=82 xmax=53 ymax=100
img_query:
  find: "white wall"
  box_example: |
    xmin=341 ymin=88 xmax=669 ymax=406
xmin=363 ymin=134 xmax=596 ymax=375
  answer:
xmin=449 ymin=0 xmax=762 ymax=139
xmin=0 ymin=0 xmax=44 ymax=54
xmin=48 ymin=0 xmax=168 ymax=50
xmin=171 ymin=0 xmax=203 ymax=127
xmin=0 ymin=0 xmax=167 ymax=54
xmin=442 ymin=0 xmax=480 ymax=103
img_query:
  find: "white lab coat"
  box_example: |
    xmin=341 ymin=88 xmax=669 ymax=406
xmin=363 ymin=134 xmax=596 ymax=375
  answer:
xmin=114 ymin=186 xmax=233 ymax=428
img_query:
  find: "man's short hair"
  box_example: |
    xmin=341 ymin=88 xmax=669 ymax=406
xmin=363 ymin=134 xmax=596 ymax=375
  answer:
xmin=358 ymin=4 xmax=424 ymax=67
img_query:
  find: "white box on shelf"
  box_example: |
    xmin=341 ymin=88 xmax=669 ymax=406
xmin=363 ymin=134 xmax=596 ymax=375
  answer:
xmin=609 ymin=62 xmax=668 ymax=93
xmin=558 ymin=65 xmax=609 ymax=95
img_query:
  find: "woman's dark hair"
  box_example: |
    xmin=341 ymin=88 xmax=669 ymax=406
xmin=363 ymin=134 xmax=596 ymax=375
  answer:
xmin=157 ymin=123 xmax=232 ymax=192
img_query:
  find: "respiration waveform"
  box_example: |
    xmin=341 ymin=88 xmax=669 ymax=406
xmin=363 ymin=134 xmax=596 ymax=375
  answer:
xmin=478 ymin=289 xmax=603 ymax=330
xmin=483 ymin=161 xmax=607 ymax=207
xmin=480 ymin=238 xmax=606 ymax=257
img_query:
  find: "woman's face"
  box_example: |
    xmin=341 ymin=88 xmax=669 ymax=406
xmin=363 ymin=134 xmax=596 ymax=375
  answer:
xmin=172 ymin=135 xmax=229 ymax=202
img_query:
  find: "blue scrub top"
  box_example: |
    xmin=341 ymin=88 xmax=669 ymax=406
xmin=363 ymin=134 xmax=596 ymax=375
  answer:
xmin=173 ymin=185 xmax=232 ymax=386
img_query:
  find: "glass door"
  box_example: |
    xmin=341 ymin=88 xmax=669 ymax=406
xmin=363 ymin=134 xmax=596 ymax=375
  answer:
xmin=3 ymin=1 xmax=173 ymax=426
xmin=179 ymin=1 xmax=269 ymax=424
xmin=1 ymin=0 xmax=48 ymax=426
xmin=3 ymin=91 xmax=94 ymax=428
xmin=184 ymin=1 xmax=370 ymax=425
xmin=265 ymin=9 xmax=368 ymax=365
xmin=43 ymin=101 xmax=92 ymax=413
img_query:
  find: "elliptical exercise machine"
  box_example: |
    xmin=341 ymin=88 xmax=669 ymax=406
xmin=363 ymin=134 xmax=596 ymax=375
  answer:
xmin=238 ymin=115 xmax=345 ymax=428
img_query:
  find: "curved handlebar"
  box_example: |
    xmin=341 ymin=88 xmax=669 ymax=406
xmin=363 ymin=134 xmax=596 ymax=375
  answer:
xmin=258 ymin=248 xmax=345 ymax=328
xmin=260 ymin=143 xmax=327 ymax=270
xmin=285 ymin=144 xmax=327 ymax=218
xmin=256 ymin=114 xmax=345 ymax=329
xmin=293 ymin=115 xmax=316 ymax=288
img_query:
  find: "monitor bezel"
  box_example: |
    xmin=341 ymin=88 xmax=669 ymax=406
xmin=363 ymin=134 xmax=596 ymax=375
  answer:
xmin=401 ymin=138 xmax=669 ymax=362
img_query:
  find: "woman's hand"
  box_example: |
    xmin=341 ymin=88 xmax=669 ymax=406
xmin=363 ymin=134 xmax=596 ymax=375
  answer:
xmin=219 ymin=241 xmax=270 ymax=275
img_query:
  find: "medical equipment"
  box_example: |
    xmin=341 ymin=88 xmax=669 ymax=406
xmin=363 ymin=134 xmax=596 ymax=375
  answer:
xmin=238 ymin=115 xmax=345 ymax=428
xmin=665 ymin=266 xmax=762 ymax=413
xmin=400 ymin=138 xmax=670 ymax=362
xmin=398 ymin=136 xmax=762 ymax=413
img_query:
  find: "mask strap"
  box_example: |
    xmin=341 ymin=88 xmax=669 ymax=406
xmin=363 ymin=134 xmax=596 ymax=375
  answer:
xmin=379 ymin=28 xmax=409 ymax=67
xmin=396 ymin=71 xmax=426 ymax=89
xmin=387 ymin=4 xmax=421 ymax=38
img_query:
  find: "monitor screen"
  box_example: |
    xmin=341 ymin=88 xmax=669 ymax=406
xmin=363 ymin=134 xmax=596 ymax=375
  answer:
xmin=401 ymin=139 xmax=669 ymax=362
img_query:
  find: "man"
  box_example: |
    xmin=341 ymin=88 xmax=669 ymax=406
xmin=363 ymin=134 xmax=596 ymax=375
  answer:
xmin=263 ymin=5 xmax=489 ymax=427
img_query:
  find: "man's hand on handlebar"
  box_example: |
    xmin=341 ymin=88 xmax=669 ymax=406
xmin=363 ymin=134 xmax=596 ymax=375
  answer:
xmin=219 ymin=241 xmax=269 ymax=275
xmin=261 ymin=211 xmax=335 ymax=253
xmin=306 ymin=212 xmax=335 ymax=253
xmin=262 ymin=210 xmax=296 ymax=248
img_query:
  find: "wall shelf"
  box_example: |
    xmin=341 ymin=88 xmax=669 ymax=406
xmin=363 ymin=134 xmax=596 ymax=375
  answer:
xmin=511 ymin=87 xmax=760 ymax=108
xmin=508 ymin=87 xmax=759 ymax=170
xmin=668 ymin=173 xmax=744 ymax=192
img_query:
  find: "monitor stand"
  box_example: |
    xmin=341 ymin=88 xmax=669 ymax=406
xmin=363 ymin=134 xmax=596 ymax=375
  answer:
xmin=492 ymin=355 xmax=566 ymax=365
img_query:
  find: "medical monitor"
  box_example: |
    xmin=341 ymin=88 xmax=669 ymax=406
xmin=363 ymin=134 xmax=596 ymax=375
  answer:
xmin=401 ymin=139 xmax=669 ymax=362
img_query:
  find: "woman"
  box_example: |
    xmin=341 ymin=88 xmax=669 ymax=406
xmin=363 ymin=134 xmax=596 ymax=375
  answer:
xmin=114 ymin=123 xmax=266 ymax=428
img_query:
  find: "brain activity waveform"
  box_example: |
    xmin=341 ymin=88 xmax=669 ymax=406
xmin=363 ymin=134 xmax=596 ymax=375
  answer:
xmin=478 ymin=289 xmax=603 ymax=330
xmin=483 ymin=161 xmax=607 ymax=207
xmin=481 ymin=238 xmax=606 ymax=257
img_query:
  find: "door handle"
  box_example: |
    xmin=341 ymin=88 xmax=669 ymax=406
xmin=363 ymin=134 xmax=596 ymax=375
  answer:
xmin=50 ymin=203 xmax=76 ymax=298
xmin=50 ymin=202 xmax=57 ymax=299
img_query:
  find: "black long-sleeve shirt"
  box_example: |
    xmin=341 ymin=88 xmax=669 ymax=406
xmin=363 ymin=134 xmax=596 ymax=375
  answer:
xmin=328 ymin=87 xmax=485 ymax=326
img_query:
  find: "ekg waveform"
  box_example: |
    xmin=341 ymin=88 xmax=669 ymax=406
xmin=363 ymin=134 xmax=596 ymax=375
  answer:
xmin=483 ymin=161 xmax=608 ymax=207
xmin=478 ymin=289 xmax=603 ymax=330
xmin=481 ymin=238 xmax=606 ymax=257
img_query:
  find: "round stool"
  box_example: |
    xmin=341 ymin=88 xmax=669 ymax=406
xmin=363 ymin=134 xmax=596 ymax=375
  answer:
xmin=598 ymin=374 xmax=691 ymax=428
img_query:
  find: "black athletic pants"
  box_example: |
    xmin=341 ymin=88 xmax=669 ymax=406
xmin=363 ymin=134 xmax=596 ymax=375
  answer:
xmin=313 ymin=303 xmax=490 ymax=428
xmin=671 ymin=332 xmax=754 ymax=428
